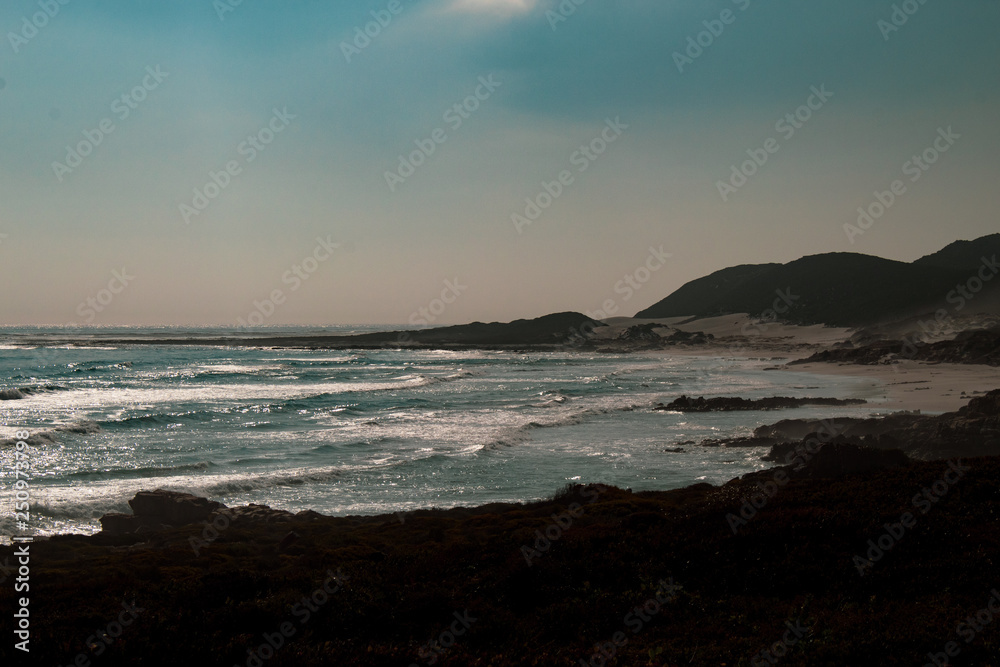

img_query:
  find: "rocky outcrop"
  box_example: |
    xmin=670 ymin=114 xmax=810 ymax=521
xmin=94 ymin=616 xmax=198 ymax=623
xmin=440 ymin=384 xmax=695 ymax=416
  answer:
xmin=663 ymin=330 xmax=714 ymax=345
xmin=754 ymin=389 xmax=1000 ymax=461
xmin=98 ymin=512 xmax=141 ymax=535
xmin=791 ymin=442 xmax=910 ymax=478
xmin=732 ymin=442 xmax=910 ymax=483
xmin=613 ymin=325 xmax=714 ymax=348
xmin=100 ymin=490 xmax=224 ymax=534
xmin=655 ymin=395 xmax=866 ymax=412
xmin=128 ymin=489 xmax=225 ymax=526
xmin=617 ymin=324 xmax=666 ymax=341
xmin=99 ymin=490 xmax=325 ymax=535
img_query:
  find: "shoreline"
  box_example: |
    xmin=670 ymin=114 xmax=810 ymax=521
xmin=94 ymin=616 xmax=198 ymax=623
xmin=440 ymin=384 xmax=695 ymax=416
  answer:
xmin=9 ymin=330 xmax=997 ymax=416
xmin=784 ymin=359 xmax=1000 ymax=413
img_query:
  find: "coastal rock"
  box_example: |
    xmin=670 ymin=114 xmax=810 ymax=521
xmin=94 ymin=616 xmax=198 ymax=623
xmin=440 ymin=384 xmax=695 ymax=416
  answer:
xmin=655 ymin=395 xmax=866 ymax=412
xmin=617 ymin=324 xmax=665 ymax=341
xmin=128 ymin=489 xmax=226 ymax=527
xmin=98 ymin=512 xmax=141 ymax=534
xmin=756 ymin=389 xmax=1000 ymax=461
xmin=222 ymin=504 xmax=295 ymax=524
xmin=100 ymin=491 xmax=318 ymax=536
xmin=277 ymin=531 xmax=300 ymax=553
xmin=791 ymin=442 xmax=910 ymax=478
xmin=664 ymin=330 xmax=714 ymax=345
xmin=698 ymin=436 xmax=781 ymax=448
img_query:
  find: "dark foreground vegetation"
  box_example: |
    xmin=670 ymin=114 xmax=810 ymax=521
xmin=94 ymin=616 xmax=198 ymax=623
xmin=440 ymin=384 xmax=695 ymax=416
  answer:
xmin=4 ymin=447 xmax=1000 ymax=665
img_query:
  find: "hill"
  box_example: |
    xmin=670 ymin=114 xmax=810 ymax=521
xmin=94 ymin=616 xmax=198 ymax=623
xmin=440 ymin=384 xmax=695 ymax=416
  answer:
xmin=74 ymin=312 xmax=604 ymax=349
xmin=636 ymin=235 xmax=1000 ymax=326
xmin=913 ymin=233 xmax=1000 ymax=271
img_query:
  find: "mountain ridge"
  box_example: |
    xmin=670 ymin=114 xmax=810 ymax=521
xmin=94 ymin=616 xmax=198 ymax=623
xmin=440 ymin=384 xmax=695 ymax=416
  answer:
xmin=636 ymin=234 xmax=1000 ymax=327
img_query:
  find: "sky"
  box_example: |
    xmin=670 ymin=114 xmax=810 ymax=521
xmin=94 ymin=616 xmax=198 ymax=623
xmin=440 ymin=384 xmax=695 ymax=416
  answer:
xmin=0 ymin=0 xmax=998 ymax=326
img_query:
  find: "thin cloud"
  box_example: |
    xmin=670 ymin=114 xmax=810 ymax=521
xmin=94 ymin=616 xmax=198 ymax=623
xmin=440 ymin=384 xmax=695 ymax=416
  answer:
xmin=444 ymin=0 xmax=540 ymax=16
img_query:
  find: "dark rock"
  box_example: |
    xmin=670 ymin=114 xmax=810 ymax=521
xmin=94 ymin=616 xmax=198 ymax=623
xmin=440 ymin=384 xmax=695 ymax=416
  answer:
xmin=128 ymin=489 xmax=226 ymax=527
xmin=698 ymin=436 xmax=781 ymax=449
xmin=617 ymin=324 xmax=665 ymax=342
xmin=655 ymin=395 xmax=865 ymax=412
xmin=98 ymin=512 xmax=140 ymax=535
xmin=758 ymin=389 xmax=1000 ymax=461
xmin=225 ymin=504 xmax=294 ymax=524
xmin=664 ymin=330 xmax=714 ymax=345
xmin=101 ymin=489 xmax=331 ymax=536
xmin=277 ymin=531 xmax=300 ymax=552
xmin=792 ymin=442 xmax=910 ymax=478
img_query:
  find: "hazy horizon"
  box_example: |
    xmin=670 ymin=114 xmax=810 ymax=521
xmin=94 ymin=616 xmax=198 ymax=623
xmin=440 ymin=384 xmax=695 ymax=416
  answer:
xmin=2 ymin=0 xmax=998 ymax=326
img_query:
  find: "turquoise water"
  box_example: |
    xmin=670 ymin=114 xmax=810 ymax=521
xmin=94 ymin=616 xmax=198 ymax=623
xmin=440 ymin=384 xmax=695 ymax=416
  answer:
xmin=0 ymin=327 xmax=883 ymax=537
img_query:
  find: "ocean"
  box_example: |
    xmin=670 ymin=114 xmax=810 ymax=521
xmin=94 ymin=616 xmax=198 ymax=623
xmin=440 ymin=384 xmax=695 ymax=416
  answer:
xmin=0 ymin=326 xmax=882 ymax=540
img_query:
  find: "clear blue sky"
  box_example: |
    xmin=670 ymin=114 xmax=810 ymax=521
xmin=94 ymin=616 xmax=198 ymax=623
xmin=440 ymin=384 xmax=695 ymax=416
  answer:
xmin=1 ymin=0 xmax=998 ymax=325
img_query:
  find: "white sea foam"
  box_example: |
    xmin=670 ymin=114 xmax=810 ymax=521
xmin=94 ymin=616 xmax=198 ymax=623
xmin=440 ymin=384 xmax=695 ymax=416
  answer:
xmin=0 ymin=339 xmax=880 ymax=536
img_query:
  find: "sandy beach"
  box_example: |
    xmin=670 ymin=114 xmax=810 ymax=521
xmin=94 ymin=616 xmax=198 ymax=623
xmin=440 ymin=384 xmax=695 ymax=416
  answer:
xmin=786 ymin=360 xmax=1000 ymax=413
xmin=601 ymin=315 xmax=999 ymax=413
